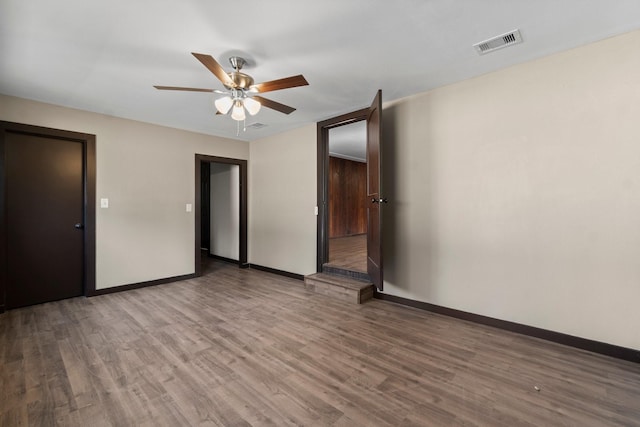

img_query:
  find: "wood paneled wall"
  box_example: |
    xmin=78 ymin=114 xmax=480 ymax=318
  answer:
xmin=329 ymin=156 xmax=367 ymax=238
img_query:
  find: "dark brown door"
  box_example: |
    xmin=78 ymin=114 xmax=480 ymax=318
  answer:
xmin=366 ymin=90 xmax=384 ymax=290
xmin=4 ymin=132 xmax=85 ymax=308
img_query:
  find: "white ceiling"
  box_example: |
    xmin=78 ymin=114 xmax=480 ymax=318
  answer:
xmin=330 ymin=122 xmax=366 ymax=163
xmin=1 ymin=1 xmax=639 ymax=142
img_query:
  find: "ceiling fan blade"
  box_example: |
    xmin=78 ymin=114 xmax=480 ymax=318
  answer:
xmin=192 ymin=52 xmax=236 ymax=88
xmin=154 ymin=85 xmax=215 ymax=92
xmin=253 ymin=95 xmax=296 ymax=114
xmin=250 ymin=75 xmax=308 ymax=93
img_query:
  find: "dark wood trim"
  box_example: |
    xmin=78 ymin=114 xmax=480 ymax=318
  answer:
xmin=90 ymin=273 xmax=197 ymax=296
xmin=249 ymin=264 xmax=305 ymax=281
xmin=317 ymin=108 xmax=370 ymax=130
xmin=84 ymin=132 xmax=97 ymax=296
xmin=317 ymin=108 xmax=368 ymax=272
xmin=207 ymin=253 xmax=240 ymax=265
xmin=0 ymin=125 xmax=5 ymax=313
xmin=195 ymin=155 xmax=248 ymax=276
xmin=375 ymin=292 xmax=640 ymax=364
xmin=316 ymin=123 xmax=328 ymax=271
xmin=0 ymin=121 xmax=97 ymax=304
xmin=239 ymin=159 xmax=248 ymax=268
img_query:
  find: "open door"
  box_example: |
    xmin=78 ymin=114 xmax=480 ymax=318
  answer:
xmin=366 ymin=90 xmax=384 ymax=290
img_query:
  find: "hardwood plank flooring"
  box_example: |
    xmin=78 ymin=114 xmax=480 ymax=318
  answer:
xmin=1 ymin=260 xmax=640 ymax=426
xmin=328 ymin=234 xmax=367 ymax=273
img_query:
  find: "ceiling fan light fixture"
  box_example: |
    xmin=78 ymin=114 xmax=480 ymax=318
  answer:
xmin=243 ymin=97 xmax=261 ymax=116
xmin=231 ymin=100 xmax=246 ymax=121
xmin=214 ymin=96 xmax=233 ymax=114
xmin=156 ymin=53 xmax=309 ymax=123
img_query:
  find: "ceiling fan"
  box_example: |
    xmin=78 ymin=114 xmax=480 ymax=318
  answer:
xmin=154 ymin=53 xmax=309 ymax=122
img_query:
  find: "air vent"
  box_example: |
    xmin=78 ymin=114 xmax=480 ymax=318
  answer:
xmin=246 ymin=122 xmax=267 ymax=129
xmin=473 ymin=29 xmax=523 ymax=55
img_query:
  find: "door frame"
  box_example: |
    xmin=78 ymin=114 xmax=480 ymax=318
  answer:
xmin=194 ymin=154 xmax=248 ymax=276
xmin=316 ymin=108 xmax=368 ymax=272
xmin=0 ymin=121 xmax=96 ymax=310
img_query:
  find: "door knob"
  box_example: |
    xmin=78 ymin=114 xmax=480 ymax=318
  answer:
xmin=74 ymin=223 xmax=84 ymax=229
xmin=371 ymin=198 xmax=388 ymax=204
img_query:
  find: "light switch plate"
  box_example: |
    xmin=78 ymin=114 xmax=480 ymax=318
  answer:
xmin=186 ymin=203 xmax=192 ymax=212
xmin=100 ymin=198 xmax=109 ymax=208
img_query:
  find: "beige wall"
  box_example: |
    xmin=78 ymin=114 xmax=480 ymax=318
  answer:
xmin=249 ymin=124 xmax=317 ymax=275
xmin=0 ymin=95 xmax=249 ymax=289
xmin=382 ymin=30 xmax=640 ymax=350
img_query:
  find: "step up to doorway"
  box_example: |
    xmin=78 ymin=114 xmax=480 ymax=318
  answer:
xmin=304 ymin=273 xmax=374 ymax=304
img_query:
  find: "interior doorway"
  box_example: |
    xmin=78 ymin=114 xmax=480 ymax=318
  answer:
xmin=317 ymin=91 xmax=384 ymax=289
xmin=317 ymin=108 xmax=368 ymax=275
xmin=326 ymin=122 xmax=368 ymax=273
xmin=194 ymin=155 xmax=248 ymax=276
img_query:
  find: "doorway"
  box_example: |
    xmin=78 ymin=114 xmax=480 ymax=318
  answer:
xmin=0 ymin=121 xmax=96 ymax=310
xmin=317 ymin=109 xmax=368 ymax=275
xmin=317 ymin=91 xmax=384 ymax=289
xmin=326 ymin=122 xmax=368 ymax=273
xmin=194 ymin=155 xmax=247 ymax=276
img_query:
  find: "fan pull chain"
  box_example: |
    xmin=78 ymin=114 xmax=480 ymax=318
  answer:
xmin=235 ymin=119 xmax=247 ymax=137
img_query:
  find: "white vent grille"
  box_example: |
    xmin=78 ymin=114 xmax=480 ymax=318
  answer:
xmin=473 ymin=29 xmax=523 ymax=55
xmin=246 ymin=122 xmax=267 ymax=129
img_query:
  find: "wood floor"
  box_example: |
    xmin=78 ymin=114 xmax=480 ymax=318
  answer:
xmin=328 ymin=234 xmax=367 ymax=273
xmin=2 ymin=260 xmax=640 ymax=426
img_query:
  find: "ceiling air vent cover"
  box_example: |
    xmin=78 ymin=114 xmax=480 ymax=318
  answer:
xmin=246 ymin=122 xmax=267 ymax=129
xmin=473 ymin=29 xmax=523 ymax=55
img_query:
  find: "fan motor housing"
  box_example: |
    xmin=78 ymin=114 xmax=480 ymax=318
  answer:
xmin=225 ymin=72 xmax=254 ymax=89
